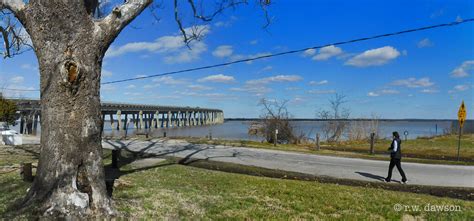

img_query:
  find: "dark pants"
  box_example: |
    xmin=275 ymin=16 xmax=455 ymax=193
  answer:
xmin=386 ymin=158 xmax=407 ymax=182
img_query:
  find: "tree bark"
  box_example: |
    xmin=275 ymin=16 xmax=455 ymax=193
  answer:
xmin=1 ymin=0 xmax=146 ymax=217
xmin=15 ymin=0 xmax=111 ymax=217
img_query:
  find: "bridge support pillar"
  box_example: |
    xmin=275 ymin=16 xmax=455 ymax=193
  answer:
xmin=153 ymin=111 xmax=158 ymax=128
xmin=117 ymin=110 xmax=122 ymax=131
xmin=139 ymin=111 xmax=144 ymax=130
xmin=109 ymin=114 xmax=115 ymax=130
xmin=32 ymin=113 xmax=39 ymax=135
xmin=167 ymin=111 xmax=171 ymax=128
xmin=124 ymin=114 xmax=128 ymax=130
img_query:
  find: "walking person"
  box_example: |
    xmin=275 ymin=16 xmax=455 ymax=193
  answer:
xmin=385 ymin=131 xmax=408 ymax=184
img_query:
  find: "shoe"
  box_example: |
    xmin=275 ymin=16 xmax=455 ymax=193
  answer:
xmin=384 ymin=179 xmax=390 ymax=183
xmin=402 ymin=181 xmax=407 ymax=184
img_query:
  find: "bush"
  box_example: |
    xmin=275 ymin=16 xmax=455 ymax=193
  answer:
xmin=256 ymin=98 xmax=299 ymax=144
xmin=0 ymin=94 xmax=18 ymax=127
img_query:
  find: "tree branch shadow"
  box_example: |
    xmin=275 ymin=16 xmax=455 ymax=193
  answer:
xmin=103 ymin=140 xmax=242 ymax=196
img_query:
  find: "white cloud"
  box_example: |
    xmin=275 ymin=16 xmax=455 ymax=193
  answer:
xmin=309 ymin=80 xmax=328 ymax=85
xmin=214 ymin=17 xmax=237 ymax=28
xmin=367 ymin=92 xmax=379 ymax=97
xmin=197 ymin=74 xmax=236 ymax=83
xmin=212 ymin=45 xmax=233 ymax=58
xmin=450 ymin=60 xmax=474 ymax=78
xmin=214 ymin=21 xmax=227 ymax=27
xmin=20 ymin=64 xmax=37 ymax=70
xmin=152 ymin=76 xmax=187 ymax=85
xmin=367 ymin=89 xmax=399 ymax=97
xmin=302 ymin=49 xmax=316 ymax=57
xmin=10 ymin=76 xmax=24 ymax=83
xmin=143 ymin=84 xmax=159 ymax=89
xmin=312 ymin=45 xmax=343 ymax=61
xmin=101 ymin=84 xmax=116 ymax=91
xmin=430 ymin=9 xmax=444 ymax=19
xmin=345 ymin=46 xmax=400 ymax=67
xmin=420 ymin=88 xmax=439 ymax=94
xmin=259 ymin=66 xmax=273 ymax=72
xmin=380 ymin=89 xmax=399 ymax=94
xmin=230 ymin=52 xmax=272 ymax=64
xmin=456 ymin=15 xmax=463 ymax=22
xmin=230 ymin=85 xmax=271 ymax=94
xmin=180 ymin=91 xmax=229 ymax=99
xmin=0 ymin=85 xmax=37 ymax=98
xmin=391 ymin=77 xmax=434 ymax=88
xmin=124 ymin=92 xmax=143 ymax=96
xmin=188 ymin=84 xmax=213 ymax=91
xmin=307 ymin=89 xmax=336 ymax=94
xmin=286 ymin=87 xmax=300 ymax=91
xmin=126 ymin=84 xmax=136 ymax=89
xmin=250 ymin=40 xmax=258 ymax=45
xmin=247 ymin=75 xmax=303 ymax=85
xmin=105 ymin=25 xmax=210 ymax=63
xmin=417 ymin=38 xmax=433 ymax=48
xmin=449 ymin=85 xmax=470 ymax=93
xmin=102 ymin=69 xmax=113 ymax=77
xmin=163 ymin=41 xmax=207 ymax=64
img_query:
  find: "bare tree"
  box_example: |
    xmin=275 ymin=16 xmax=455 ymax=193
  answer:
xmin=0 ymin=0 xmax=272 ymax=217
xmin=347 ymin=113 xmax=380 ymax=141
xmin=317 ymin=93 xmax=350 ymax=142
xmin=257 ymin=98 xmax=298 ymax=144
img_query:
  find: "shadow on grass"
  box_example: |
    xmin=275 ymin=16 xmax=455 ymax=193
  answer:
xmin=103 ymin=140 xmax=241 ymax=196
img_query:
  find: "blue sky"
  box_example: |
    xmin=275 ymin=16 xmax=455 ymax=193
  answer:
xmin=1 ymin=0 xmax=473 ymax=119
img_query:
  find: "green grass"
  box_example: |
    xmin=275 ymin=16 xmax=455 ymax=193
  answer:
xmin=186 ymin=134 xmax=474 ymax=165
xmin=330 ymin=134 xmax=474 ymax=161
xmin=1 ymin=146 xmax=473 ymax=219
xmin=114 ymin=163 xmax=474 ymax=219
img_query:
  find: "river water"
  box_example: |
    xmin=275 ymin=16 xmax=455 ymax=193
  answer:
xmin=11 ymin=119 xmax=454 ymax=141
xmin=102 ymin=120 xmax=453 ymax=141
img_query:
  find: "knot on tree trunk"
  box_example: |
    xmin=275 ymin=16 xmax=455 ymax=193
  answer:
xmin=60 ymin=60 xmax=82 ymax=94
xmin=63 ymin=60 xmax=80 ymax=84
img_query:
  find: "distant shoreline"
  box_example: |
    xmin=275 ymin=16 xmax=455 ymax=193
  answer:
xmin=225 ymin=118 xmax=472 ymax=122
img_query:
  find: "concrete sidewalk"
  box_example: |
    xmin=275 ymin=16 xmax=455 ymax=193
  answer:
xmin=102 ymin=139 xmax=474 ymax=188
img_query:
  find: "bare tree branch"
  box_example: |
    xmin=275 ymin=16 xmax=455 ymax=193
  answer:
xmin=174 ymin=0 xmax=248 ymax=45
xmin=0 ymin=0 xmax=25 ymax=15
xmin=94 ymin=0 xmax=152 ymax=49
xmin=0 ymin=10 xmax=31 ymax=58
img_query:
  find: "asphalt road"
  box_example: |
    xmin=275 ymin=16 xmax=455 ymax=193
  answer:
xmin=102 ymin=139 xmax=474 ymax=188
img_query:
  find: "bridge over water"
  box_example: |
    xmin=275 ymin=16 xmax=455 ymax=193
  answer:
xmin=10 ymin=99 xmax=224 ymax=135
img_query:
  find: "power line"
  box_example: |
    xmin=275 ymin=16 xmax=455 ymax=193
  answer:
xmin=1 ymin=88 xmax=39 ymax=91
xmin=101 ymin=18 xmax=474 ymax=85
xmin=2 ymin=18 xmax=473 ymax=91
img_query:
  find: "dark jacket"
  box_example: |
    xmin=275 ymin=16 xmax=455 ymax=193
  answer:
xmin=388 ymin=138 xmax=402 ymax=159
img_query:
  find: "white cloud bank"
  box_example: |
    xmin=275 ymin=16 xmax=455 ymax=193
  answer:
xmin=105 ymin=25 xmax=210 ymax=64
xmin=309 ymin=80 xmax=328 ymax=85
xmin=391 ymin=77 xmax=434 ymax=88
xmin=246 ymin=75 xmax=303 ymax=85
xmin=303 ymin=46 xmax=343 ymax=61
xmin=450 ymin=60 xmax=474 ymax=78
xmin=197 ymin=74 xmax=236 ymax=83
xmin=313 ymin=45 xmax=343 ymax=61
xmin=212 ymin=45 xmax=233 ymax=58
xmin=345 ymin=46 xmax=400 ymax=67
xmin=417 ymin=38 xmax=433 ymax=48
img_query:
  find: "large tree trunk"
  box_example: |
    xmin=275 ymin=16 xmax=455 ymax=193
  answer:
xmin=1 ymin=0 xmax=150 ymax=217
xmin=18 ymin=0 xmax=113 ymax=217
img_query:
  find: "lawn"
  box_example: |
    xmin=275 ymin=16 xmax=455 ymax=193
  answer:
xmin=186 ymin=134 xmax=474 ymax=165
xmin=1 ymin=145 xmax=473 ymax=219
